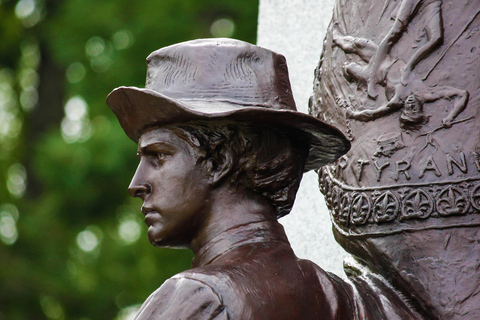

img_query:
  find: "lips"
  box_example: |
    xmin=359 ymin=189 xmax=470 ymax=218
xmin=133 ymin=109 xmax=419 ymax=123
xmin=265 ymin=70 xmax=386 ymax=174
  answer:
xmin=143 ymin=212 xmax=158 ymax=225
xmin=141 ymin=206 xmax=161 ymax=225
xmin=141 ymin=206 xmax=159 ymax=216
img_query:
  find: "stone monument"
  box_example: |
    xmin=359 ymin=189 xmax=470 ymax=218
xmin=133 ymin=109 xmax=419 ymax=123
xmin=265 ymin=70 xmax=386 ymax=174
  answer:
xmin=312 ymin=0 xmax=480 ymax=318
xmin=257 ymin=0 xmax=346 ymax=275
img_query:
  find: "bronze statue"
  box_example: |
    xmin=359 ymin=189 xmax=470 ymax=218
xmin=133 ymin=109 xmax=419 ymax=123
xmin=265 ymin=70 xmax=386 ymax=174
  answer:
xmin=312 ymin=0 xmax=480 ymax=318
xmin=107 ymin=39 xmax=355 ymax=319
xmin=108 ymin=38 xmax=439 ymax=319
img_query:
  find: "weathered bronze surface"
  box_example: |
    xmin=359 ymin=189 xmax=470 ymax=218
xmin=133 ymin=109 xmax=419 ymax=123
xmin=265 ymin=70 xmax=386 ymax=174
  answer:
xmin=107 ymin=39 xmax=358 ymax=319
xmin=312 ymin=0 xmax=480 ymax=318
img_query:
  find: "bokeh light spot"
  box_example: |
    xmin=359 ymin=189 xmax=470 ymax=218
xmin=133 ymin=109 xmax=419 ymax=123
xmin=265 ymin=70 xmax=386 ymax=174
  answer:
xmin=210 ymin=18 xmax=235 ymax=38
xmin=0 ymin=111 xmax=22 ymax=139
xmin=0 ymin=214 xmax=18 ymax=245
xmin=0 ymin=204 xmax=19 ymax=245
xmin=15 ymin=0 xmax=42 ymax=27
xmin=76 ymin=226 xmax=102 ymax=252
xmin=113 ymin=30 xmax=134 ymax=50
xmin=6 ymin=163 xmax=27 ymax=198
xmin=1 ymin=204 xmax=19 ymax=221
xmin=90 ymin=55 xmax=113 ymax=73
xmin=65 ymin=96 xmax=87 ymax=121
xmin=66 ymin=62 xmax=86 ymax=83
xmin=85 ymin=36 xmax=105 ymax=57
xmin=15 ymin=0 xmax=35 ymax=19
xmin=40 ymin=295 xmax=65 ymax=320
xmin=20 ymin=86 xmax=38 ymax=111
xmin=20 ymin=40 xmax=40 ymax=69
xmin=19 ymin=68 xmax=39 ymax=89
xmin=61 ymin=96 xmax=92 ymax=143
xmin=118 ymin=218 xmax=141 ymax=244
xmin=0 ymin=80 xmax=17 ymax=112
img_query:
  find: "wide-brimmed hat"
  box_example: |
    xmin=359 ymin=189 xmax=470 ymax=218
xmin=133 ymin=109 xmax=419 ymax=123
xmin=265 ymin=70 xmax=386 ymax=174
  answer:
xmin=106 ymin=38 xmax=349 ymax=171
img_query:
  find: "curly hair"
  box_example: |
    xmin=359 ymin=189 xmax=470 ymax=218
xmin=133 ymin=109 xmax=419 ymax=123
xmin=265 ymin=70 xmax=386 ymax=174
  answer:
xmin=165 ymin=121 xmax=309 ymax=218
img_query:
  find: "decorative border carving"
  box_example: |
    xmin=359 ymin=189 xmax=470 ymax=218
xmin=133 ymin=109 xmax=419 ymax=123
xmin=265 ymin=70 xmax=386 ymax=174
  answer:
xmin=319 ymin=168 xmax=480 ymax=237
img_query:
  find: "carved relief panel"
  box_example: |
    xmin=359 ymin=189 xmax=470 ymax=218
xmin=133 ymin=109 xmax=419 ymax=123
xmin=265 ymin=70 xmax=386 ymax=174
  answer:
xmin=312 ymin=0 xmax=480 ymax=237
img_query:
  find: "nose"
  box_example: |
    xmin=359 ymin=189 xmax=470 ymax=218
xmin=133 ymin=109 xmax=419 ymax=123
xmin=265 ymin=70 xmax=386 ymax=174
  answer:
xmin=128 ymin=165 xmax=151 ymax=199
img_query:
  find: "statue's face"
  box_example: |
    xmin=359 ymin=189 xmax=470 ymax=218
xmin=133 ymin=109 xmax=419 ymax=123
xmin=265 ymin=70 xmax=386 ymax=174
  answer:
xmin=128 ymin=127 xmax=211 ymax=248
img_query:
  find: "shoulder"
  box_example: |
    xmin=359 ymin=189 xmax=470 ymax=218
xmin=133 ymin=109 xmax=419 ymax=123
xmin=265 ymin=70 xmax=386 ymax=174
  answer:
xmin=134 ymin=273 xmax=229 ymax=320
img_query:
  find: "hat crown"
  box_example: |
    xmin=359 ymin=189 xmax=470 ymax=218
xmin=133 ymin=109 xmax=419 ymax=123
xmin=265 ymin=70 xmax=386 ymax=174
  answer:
xmin=106 ymin=39 xmax=350 ymax=173
xmin=144 ymin=38 xmax=296 ymax=111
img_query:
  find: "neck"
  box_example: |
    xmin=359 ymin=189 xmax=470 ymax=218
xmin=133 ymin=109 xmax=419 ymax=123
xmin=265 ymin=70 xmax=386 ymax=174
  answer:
xmin=189 ymin=184 xmax=282 ymax=262
xmin=191 ymin=219 xmax=289 ymax=267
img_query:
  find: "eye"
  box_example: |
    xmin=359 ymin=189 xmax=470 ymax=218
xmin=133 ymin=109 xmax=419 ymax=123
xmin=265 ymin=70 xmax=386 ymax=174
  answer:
xmin=147 ymin=151 xmax=170 ymax=167
xmin=140 ymin=143 xmax=175 ymax=167
xmin=156 ymin=152 xmax=167 ymax=161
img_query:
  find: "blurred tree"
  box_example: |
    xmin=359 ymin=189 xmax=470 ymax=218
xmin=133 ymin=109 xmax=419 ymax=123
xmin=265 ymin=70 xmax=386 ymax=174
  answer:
xmin=0 ymin=0 xmax=258 ymax=319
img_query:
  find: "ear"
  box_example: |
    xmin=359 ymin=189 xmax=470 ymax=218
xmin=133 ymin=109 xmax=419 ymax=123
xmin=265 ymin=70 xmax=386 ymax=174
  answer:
xmin=206 ymin=150 xmax=234 ymax=186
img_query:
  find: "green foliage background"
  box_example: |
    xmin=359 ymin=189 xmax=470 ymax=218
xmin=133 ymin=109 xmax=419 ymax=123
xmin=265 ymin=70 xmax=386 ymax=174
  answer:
xmin=0 ymin=0 xmax=258 ymax=318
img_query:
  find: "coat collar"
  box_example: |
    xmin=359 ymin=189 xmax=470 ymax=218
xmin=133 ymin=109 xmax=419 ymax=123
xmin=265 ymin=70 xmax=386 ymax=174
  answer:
xmin=192 ymin=220 xmax=291 ymax=267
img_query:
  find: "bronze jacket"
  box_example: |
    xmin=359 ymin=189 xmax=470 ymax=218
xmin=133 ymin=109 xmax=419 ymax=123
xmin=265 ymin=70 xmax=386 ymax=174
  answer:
xmin=133 ymin=220 xmax=422 ymax=319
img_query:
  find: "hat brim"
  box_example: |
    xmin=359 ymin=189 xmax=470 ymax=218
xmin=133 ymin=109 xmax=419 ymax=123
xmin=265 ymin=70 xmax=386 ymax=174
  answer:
xmin=106 ymin=86 xmax=350 ymax=170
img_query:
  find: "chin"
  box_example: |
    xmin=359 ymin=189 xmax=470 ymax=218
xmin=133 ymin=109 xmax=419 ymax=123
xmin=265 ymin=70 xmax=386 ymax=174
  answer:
xmin=149 ymin=235 xmax=189 ymax=249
